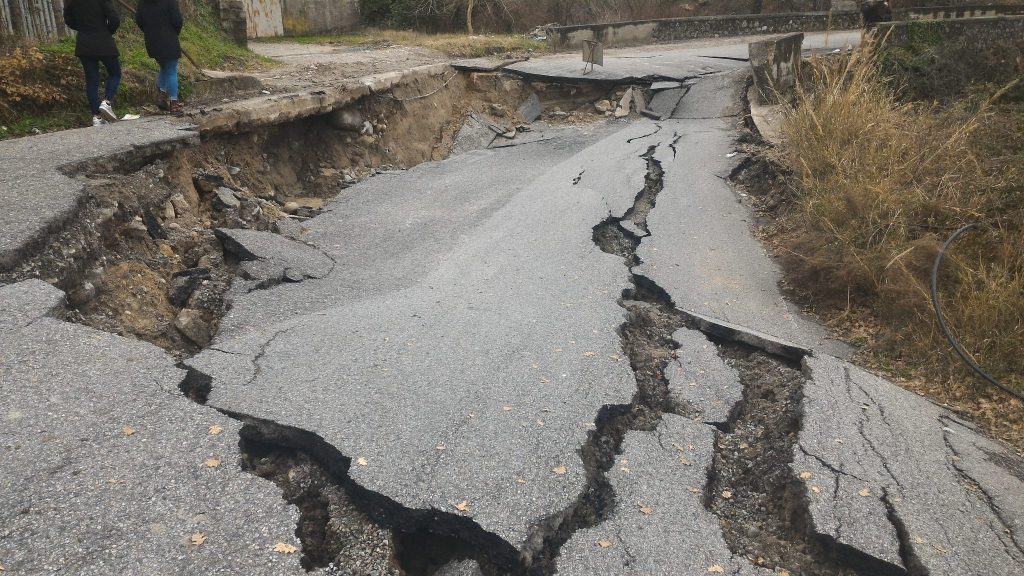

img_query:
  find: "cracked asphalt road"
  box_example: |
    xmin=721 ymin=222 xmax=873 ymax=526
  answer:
xmin=185 ymin=67 xmax=1023 ymax=573
xmin=2 ymin=34 xmax=1023 ymax=576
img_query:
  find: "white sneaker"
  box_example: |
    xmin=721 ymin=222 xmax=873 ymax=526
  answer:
xmin=98 ymin=100 xmax=118 ymax=123
xmin=92 ymin=116 xmax=108 ymax=127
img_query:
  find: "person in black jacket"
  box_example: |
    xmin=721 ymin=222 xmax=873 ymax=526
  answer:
xmin=135 ymin=0 xmax=184 ymax=114
xmin=63 ymin=0 xmax=122 ymax=125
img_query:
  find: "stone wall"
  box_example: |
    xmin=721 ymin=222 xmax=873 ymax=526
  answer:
xmin=879 ymin=14 xmax=1024 ymax=51
xmin=213 ymin=0 xmax=248 ymax=46
xmin=548 ymin=11 xmax=862 ymax=50
xmin=901 ymin=4 xmax=1024 ymax=21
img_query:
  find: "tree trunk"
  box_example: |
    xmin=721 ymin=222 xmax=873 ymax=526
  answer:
xmin=466 ymin=0 xmax=474 ymax=35
xmin=9 ymin=0 xmax=26 ymax=36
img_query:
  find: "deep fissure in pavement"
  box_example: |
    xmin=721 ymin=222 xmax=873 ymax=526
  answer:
xmin=564 ymin=138 xmax=909 ymax=576
xmin=230 ymin=415 xmax=523 ymax=575
xmin=525 ymin=144 xmax=693 ymax=573
xmin=706 ymin=349 xmax=908 ymax=576
xmin=239 ymin=433 xmax=399 ymax=573
xmin=881 ymin=489 xmax=929 ymax=576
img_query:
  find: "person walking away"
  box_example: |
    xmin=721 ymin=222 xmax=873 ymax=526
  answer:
xmin=135 ymin=0 xmax=184 ymax=115
xmin=63 ymin=0 xmax=122 ymax=126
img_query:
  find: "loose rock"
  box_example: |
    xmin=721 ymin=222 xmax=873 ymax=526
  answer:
xmin=126 ymin=217 xmax=150 ymax=239
xmin=174 ymin=308 xmax=212 ymax=346
xmin=329 ymin=108 xmax=363 ymax=132
xmin=168 ymin=268 xmax=211 ymax=307
xmin=169 ymin=193 xmax=190 ymax=215
xmin=66 ymin=281 xmax=96 ymax=306
xmin=214 ymin=187 xmax=241 ymax=210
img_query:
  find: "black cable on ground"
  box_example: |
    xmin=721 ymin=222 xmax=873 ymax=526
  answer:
xmin=931 ymin=223 xmax=1024 ymax=402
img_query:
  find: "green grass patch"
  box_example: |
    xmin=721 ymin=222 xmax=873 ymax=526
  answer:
xmin=38 ymin=1 xmax=271 ymax=73
xmin=0 ymin=110 xmax=88 ymax=138
xmin=3 ymin=0 xmax=271 ymax=139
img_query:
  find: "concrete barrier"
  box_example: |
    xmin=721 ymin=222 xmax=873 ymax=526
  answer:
xmin=749 ymin=33 xmax=804 ymax=105
xmin=241 ymin=0 xmax=358 ymax=38
xmin=547 ymin=11 xmax=861 ymax=50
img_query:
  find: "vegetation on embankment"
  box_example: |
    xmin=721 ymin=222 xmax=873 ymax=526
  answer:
xmin=260 ymin=28 xmax=544 ymax=58
xmin=766 ymin=38 xmax=1024 ymax=448
xmin=0 ymin=0 xmax=268 ymax=139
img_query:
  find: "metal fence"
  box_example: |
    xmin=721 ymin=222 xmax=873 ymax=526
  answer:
xmin=1 ymin=0 xmax=70 ymax=41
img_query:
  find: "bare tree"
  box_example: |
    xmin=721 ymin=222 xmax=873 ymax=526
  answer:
xmin=412 ymin=0 xmax=518 ymax=34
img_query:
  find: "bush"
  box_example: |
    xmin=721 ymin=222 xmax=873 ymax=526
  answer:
xmin=0 ymin=48 xmax=77 ymax=121
xmin=879 ymin=23 xmax=1024 ymax=104
xmin=778 ymin=42 xmax=1024 ymax=406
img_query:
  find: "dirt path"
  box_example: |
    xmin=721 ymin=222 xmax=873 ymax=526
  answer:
xmin=248 ymin=41 xmax=448 ymax=92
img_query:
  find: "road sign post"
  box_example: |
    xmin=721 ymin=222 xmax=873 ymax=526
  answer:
xmin=582 ymin=40 xmax=604 ymax=75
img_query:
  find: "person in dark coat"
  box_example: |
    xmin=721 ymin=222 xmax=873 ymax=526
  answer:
xmin=63 ymin=0 xmax=122 ymax=125
xmin=135 ymin=0 xmax=184 ymax=114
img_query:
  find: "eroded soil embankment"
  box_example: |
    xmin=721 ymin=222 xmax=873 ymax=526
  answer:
xmin=0 ymin=70 xmax=615 ymax=358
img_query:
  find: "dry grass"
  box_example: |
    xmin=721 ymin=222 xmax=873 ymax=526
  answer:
xmin=775 ymin=41 xmax=1024 ymax=448
xmin=268 ymin=29 xmax=545 ymax=58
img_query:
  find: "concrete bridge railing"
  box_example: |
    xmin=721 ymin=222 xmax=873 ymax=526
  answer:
xmin=545 ymin=11 xmax=863 ymax=51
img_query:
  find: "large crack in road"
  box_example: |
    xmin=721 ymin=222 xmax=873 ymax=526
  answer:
xmin=565 ymin=133 xmax=918 ymax=576
xmin=175 ymin=125 xmax=935 ymax=575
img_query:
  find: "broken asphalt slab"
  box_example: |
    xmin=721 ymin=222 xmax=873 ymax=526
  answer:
xmin=186 ymin=126 xmax=653 ymax=565
xmin=795 ymin=354 xmax=1024 ymax=575
xmin=215 ymin=228 xmax=336 ymax=298
xmin=665 ymin=328 xmax=743 ymax=425
xmin=505 ymin=52 xmax=727 ymax=84
xmin=0 ymin=118 xmax=196 ymax=272
xmin=630 ymin=73 xmax=846 ymax=356
xmin=0 ymin=280 xmax=305 ymax=575
xmin=556 ymin=414 xmax=767 ymax=575
xmin=205 ymin=122 xmax=628 ymax=342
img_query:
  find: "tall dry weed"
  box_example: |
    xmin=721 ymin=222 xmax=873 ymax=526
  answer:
xmin=779 ymin=40 xmax=1023 ymax=401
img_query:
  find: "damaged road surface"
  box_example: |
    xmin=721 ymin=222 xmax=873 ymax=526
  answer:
xmin=182 ymin=71 xmax=1023 ymax=575
xmin=2 ymin=42 xmax=1023 ymax=575
xmin=0 ymin=281 xmax=305 ymax=575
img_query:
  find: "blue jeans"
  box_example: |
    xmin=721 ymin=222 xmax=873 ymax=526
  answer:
xmin=79 ymin=56 xmax=122 ymax=115
xmin=157 ymin=59 xmax=179 ymax=101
